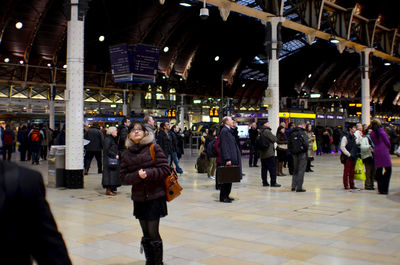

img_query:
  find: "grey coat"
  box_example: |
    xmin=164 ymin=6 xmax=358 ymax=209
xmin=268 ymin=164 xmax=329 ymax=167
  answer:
xmin=102 ymin=135 xmax=121 ymax=188
xmin=258 ymin=127 xmax=277 ymax=159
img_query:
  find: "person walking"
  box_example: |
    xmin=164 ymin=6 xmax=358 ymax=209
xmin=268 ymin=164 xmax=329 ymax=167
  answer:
xmin=28 ymin=125 xmax=44 ymax=165
xmin=259 ymin=121 xmax=281 ymax=187
xmin=2 ymin=124 xmax=14 ymax=161
xmin=276 ymin=125 xmax=287 ymax=176
xmin=340 ymin=125 xmax=358 ymax=190
xmin=248 ymin=122 xmax=259 ymax=167
xmin=370 ymin=119 xmax=392 ymax=194
xmin=117 ymin=117 xmax=131 ymax=152
xmin=219 ymin=116 xmax=242 ymax=203
xmin=360 ymin=127 xmax=375 ymax=190
xmin=102 ymin=127 xmax=121 ymax=196
xmin=0 ymin=160 xmax=72 ymax=265
xmin=305 ymin=123 xmax=315 ymax=172
xmin=120 ymin=122 xmax=170 ymax=265
xmin=169 ymin=125 xmax=184 ymax=174
xmin=84 ymin=123 xmax=104 ymax=175
xmin=288 ymin=121 xmax=309 ymax=192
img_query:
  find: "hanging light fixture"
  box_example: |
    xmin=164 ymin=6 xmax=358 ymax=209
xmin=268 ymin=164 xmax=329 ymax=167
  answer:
xmin=329 ymin=36 xmax=339 ymax=44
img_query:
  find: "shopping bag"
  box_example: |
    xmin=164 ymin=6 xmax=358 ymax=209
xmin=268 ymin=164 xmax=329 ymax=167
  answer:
xmin=354 ymin=158 xmax=366 ymax=181
xmin=312 ymin=140 xmax=317 ymax=151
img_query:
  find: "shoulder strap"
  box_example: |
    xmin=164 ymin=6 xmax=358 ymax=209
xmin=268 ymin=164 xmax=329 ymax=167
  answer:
xmin=149 ymin=144 xmax=156 ymax=164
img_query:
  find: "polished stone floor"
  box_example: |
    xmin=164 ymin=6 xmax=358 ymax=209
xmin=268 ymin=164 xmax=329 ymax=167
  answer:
xmin=13 ymin=151 xmax=400 ymax=265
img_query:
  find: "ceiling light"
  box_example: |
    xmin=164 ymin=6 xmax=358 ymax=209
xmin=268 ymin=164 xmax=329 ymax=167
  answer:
xmin=4 ymin=58 xmax=10 ymax=63
xmin=162 ymin=76 xmax=166 ymax=79
xmin=98 ymin=35 xmax=105 ymax=42
xmin=47 ymin=63 xmax=51 ymax=67
xmin=310 ymin=93 xmax=321 ymax=98
xmin=179 ymin=2 xmax=191 ymax=7
xmin=242 ymin=84 xmax=245 ymax=87
xmin=214 ymin=56 xmax=220 ymax=62
xmin=308 ymin=74 xmax=312 ymax=78
xmin=179 ymin=77 xmax=183 ymax=81
xmin=163 ymin=46 xmax=169 ymax=53
xmin=19 ymin=60 xmax=24 ymax=64
xmin=15 ymin=22 xmax=23 ymax=29
xmin=384 ymin=62 xmax=391 ymax=66
xmin=329 ymin=36 xmax=339 ymax=44
xmin=63 ymin=64 xmax=67 ymax=69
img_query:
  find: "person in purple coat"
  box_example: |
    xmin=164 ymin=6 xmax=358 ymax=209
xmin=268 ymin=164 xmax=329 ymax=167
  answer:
xmin=370 ymin=119 xmax=392 ymax=195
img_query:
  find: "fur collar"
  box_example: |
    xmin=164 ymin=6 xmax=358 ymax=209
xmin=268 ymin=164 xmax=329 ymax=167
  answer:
xmin=126 ymin=131 xmax=154 ymax=149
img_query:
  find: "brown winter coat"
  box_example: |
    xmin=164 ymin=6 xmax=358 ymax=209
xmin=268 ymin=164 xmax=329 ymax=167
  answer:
xmin=120 ymin=133 xmax=170 ymax=202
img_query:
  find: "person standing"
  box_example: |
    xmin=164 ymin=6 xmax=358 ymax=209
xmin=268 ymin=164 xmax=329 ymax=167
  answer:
xmin=305 ymin=123 xmax=315 ymax=172
xmin=169 ymin=125 xmax=184 ymax=174
xmin=288 ymin=121 xmax=309 ymax=192
xmin=205 ymin=128 xmax=217 ymax=179
xmin=2 ymin=124 xmax=14 ymax=161
xmin=248 ymin=122 xmax=259 ymax=167
xmin=340 ymin=125 xmax=358 ymax=190
xmin=219 ymin=116 xmax=242 ymax=203
xmin=120 ymin=122 xmax=170 ymax=265
xmin=143 ymin=115 xmax=156 ymax=144
xmin=370 ymin=119 xmax=392 ymax=194
xmin=0 ymin=160 xmax=72 ymax=265
xmin=40 ymin=124 xmax=52 ymax=161
xmin=285 ymin=122 xmax=295 ymax=174
xmin=84 ymin=123 xmax=104 ymax=175
xmin=276 ymin=125 xmax=287 ymax=176
xmin=360 ymin=127 xmax=375 ymax=190
xmin=17 ymin=125 xmax=29 ymax=161
xmin=117 ymin=118 xmax=131 ymax=152
xmin=259 ymin=121 xmax=281 ymax=187
xmin=157 ymin=122 xmax=173 ymax=166
xmin=102 ymin=127 xmax=121 ymax=196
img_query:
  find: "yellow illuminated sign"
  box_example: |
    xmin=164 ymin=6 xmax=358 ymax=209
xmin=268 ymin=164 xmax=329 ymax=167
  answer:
xmin=279 ymin=112 xmax=316 ymax=119
xmin=349 ymin=103 xmax=355 ymax=107
xmin=356 ymin=103 xmax=362 ymax=107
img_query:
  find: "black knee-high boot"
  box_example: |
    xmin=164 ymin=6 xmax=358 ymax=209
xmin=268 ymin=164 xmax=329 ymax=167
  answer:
xmin=150 ymin=240 xmax=163 ymax=265
xmin=141 ymin=237 xmax=153 ymax=265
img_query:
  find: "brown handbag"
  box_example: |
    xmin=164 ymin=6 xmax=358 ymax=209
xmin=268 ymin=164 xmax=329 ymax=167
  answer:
xmin=150 ymin=144 xmax=183 ymax=202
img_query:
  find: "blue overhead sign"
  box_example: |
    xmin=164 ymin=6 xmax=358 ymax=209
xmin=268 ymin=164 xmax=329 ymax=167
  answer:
xmin=109 ymin=43 xmax=160 ymax=84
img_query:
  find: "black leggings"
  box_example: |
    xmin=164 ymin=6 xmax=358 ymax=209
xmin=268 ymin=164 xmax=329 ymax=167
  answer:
xmin=376 ymin=167 xmax=392 ymax=194
xmin=139 ymin=219 xmax=161 ymax=240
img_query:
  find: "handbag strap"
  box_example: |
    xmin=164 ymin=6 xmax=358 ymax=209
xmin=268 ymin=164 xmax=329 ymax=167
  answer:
xmin=149 ymin=144 xmax=156 ymax=164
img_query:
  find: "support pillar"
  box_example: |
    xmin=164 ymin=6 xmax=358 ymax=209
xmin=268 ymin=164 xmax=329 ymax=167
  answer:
xmin=264 ymin=17 xmax=285 ymax=135
xmin=180 ymin=94 xmax=185 ymax=131
xmin=122 ymin=89 xmax=128 ymax=116
xmin=361 ymin=48 xmax=373 ymax=125
xmin=65 ymin=0 xmax=85 ymax=188
xmin=49 ymin=84 xmax=55 ymax=130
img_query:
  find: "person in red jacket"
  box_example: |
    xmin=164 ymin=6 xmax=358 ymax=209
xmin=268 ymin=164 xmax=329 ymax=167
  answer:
xmin=120 ymin=122 xmax=170 ymax=265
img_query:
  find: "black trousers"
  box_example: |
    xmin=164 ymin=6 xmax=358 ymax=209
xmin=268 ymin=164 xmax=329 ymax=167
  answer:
xmin=376 ymin=167 xmax=391 ymax=194
xmin=216 ymin=163 xmax=232 ymax=200
xmin=261 ymin=156 xmax=277 ymax=185
xmin=19 ymin=146 xmax=27 ymax=161
xmin=2 ymin=145 xmax=12 ymax=160
xmin=249 ymin=144 xmax=258 ymax=166
xmin=84 ymin=151 xmax=102 ymax=173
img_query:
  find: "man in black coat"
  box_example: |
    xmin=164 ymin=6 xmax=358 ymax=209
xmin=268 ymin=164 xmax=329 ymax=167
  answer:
xmin=157 ymin=122 xmax=173 ymax=165
xmin=248 ymin=122 xmax=259 ymax=167
xmin=0 ymin=161 xmax=72 ymax=264
xmin=84 ymin=123 xmax=104 ymax=174
xmin=117 ymin=118 xmax=131 ymax=152
xmin=219 ymin=116 xmax=242 ymax=203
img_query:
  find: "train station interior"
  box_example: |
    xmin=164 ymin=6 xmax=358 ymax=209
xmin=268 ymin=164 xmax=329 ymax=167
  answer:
xmin=1 ymin=0 xmax=400 ymax=264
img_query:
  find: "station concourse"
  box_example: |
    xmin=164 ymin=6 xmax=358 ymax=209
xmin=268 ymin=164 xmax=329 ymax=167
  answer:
xmin=1 ymin=0 xmax=400 ymax=264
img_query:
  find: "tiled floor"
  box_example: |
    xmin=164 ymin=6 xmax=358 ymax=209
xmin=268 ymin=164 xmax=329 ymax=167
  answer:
xmin=13 ymin=151 xmax=400 ymax=265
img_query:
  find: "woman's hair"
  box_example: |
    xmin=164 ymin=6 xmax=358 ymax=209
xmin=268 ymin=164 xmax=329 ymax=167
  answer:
xmin=106 ymin=126 xmax=117 ymax=135
xmin=128 ymin=122 xmax=146 ymax=133
xmin=276 ymin=126 xmax=284 ymax=135
xmin=371 ymin=119 xmax=381 ymax=133
xmin=306 ymin=123 xmax=312 ymax=132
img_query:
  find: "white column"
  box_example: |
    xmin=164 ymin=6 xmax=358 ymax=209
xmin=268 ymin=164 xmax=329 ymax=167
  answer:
xmin=65 ymin=0 xmax=84 ymax=182
xmin=122 ymin=89 xmax=128 ymax=116
xmin=361 ymin=48 xmax=373 ymax=125
xmin=48 ymin=84 xmax=55 ymax=130
xmin=180 ymin=94 xmax=185 ymax=131
xmin=265 ymin=17 xmax=285 ymax=135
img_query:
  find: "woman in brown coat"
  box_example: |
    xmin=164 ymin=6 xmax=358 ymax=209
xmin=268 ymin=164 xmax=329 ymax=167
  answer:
xmin=120 ymin=122 xmax=170 ymax=265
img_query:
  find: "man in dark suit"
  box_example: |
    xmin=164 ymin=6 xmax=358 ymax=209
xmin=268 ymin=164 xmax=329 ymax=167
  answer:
xmin=84 ymin=123 xmax=104 ymax=174
xmin=219 ymin=116 xmax=242 ymax=203
xmin=0 ymin=161 xmax=72 ymax=264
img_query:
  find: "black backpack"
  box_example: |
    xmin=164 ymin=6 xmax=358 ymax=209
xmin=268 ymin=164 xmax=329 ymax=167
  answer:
xmin=255 ymin=130 xmax=270 ymax=150
xmin=206 ymin=139 xmax=217 ymax=158
xmin=288 ymin=129 xmax=308 ymax=154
